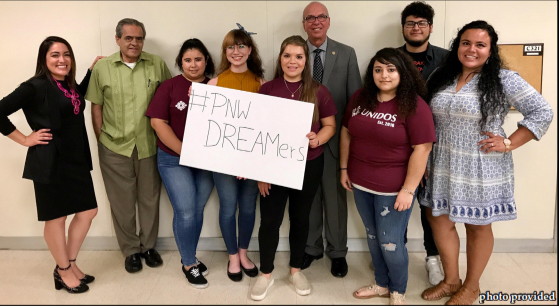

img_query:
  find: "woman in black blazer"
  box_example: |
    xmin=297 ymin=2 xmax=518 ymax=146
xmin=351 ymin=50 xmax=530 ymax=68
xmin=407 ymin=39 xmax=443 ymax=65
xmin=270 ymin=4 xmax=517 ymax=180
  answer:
xmin=0 ymin=36 xmax=104 ymax=294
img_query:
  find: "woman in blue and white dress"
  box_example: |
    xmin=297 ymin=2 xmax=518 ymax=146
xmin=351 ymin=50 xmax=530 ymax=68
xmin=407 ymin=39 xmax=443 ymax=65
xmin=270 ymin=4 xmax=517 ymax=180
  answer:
xmin=419 ymin=20 xmax=553 ymax=305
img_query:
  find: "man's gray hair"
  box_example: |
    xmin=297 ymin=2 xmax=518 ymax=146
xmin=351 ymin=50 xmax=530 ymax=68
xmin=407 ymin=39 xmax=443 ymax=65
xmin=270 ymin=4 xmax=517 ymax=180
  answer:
xmin=115 ymin=18 xmax=146 ymax=38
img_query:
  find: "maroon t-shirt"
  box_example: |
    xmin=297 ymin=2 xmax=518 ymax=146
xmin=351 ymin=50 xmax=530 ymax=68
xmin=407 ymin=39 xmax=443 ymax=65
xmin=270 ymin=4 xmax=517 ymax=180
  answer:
xmin=258 ymin=78 xmax=337 ymax=161
xmin=146 ymin=75 xmax=210 ymax=156
xmin=341 ymin=89 xmax=436 ymax=193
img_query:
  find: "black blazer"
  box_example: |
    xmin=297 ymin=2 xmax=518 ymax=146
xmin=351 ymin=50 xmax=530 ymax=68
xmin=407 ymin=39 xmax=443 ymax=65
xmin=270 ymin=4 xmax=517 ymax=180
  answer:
xmin=398 ymin=43 xmax=450 ymax=80
xmin=0 ymin=73 xmax=92 ymax=184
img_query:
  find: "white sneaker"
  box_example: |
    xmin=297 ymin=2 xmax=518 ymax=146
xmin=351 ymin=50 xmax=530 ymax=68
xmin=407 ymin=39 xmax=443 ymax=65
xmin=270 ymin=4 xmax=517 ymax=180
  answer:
xmin=289 ymin=271 xmax=311 ymax=296
xmin=425 ymin=256 xmax=445 ymax=286
xmin=251 ymin=275 xmax=274 ymax=301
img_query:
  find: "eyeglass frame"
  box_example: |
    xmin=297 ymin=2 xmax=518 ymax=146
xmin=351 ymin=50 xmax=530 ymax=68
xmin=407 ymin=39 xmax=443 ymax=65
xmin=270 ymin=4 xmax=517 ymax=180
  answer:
xmin=304 ymin=14 xmax=329 ymax=23
xmin=225 ymin=44 xmax=249 ymax=51
xmin=403 ymin=20 xmax=431 ymax=28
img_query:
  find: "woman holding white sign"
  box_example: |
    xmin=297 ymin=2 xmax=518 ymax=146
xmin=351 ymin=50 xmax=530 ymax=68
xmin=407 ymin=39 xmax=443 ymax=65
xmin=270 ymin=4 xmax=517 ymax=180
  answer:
xmin=250 ymin=35 xmax=336 ymax=301
xmin=340 ymin=48 xmax=436 ymax=305
xmin=206 ymin=25 xmax=265 ymax=282
xmin=146 ymin=38 xmax=215 ymax=289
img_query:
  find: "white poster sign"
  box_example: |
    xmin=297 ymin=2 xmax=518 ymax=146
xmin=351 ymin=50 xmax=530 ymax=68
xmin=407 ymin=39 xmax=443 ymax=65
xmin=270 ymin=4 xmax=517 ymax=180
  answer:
xmin=179 ymin=82 xmax=314 ymax=190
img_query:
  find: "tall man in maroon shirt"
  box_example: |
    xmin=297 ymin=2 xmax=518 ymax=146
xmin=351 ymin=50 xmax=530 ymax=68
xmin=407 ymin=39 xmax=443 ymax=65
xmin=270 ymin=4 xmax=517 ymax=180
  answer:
xmin=300 ymin=1 xmax=362 ymax=278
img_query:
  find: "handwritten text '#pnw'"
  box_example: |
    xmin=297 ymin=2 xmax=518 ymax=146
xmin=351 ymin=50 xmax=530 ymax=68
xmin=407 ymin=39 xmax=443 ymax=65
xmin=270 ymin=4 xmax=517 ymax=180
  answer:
xmin=189 ymin=90 xmax=251 ymax=119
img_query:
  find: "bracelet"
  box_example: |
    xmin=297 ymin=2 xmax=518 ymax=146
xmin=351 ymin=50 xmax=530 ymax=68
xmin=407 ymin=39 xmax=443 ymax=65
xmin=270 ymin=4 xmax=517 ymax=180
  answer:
xmin=339 ymin=168 xmax=347 ymax=171
xmin=401 ymin=186 xmax=415 ymax=196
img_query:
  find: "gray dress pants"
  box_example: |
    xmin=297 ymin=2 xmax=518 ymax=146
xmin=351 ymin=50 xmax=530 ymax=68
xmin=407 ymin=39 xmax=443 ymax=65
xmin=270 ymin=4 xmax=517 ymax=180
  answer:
xmin=305 ymin=146 xmax=348 ymax=258
xmin=98 ymin=143 xmax=161 ymax=257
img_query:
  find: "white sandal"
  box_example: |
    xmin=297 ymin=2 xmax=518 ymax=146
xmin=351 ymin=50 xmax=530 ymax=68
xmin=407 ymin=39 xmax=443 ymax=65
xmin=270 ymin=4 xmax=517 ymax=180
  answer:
xmin=353 ymin=284 xmax=390 ymax=299
xmin=390 ymin=291 xmax=406 ymax=305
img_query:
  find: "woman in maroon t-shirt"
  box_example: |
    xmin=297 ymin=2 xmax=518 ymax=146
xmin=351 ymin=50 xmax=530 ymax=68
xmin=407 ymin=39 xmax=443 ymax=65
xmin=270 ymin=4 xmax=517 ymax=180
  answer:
xmin=340 ymin=48 xmax=436 ymax=304
xmin=249 ymin=35 xmax=336 ymax=301
xmin=145 ymin=39 xmax=215 ymax=289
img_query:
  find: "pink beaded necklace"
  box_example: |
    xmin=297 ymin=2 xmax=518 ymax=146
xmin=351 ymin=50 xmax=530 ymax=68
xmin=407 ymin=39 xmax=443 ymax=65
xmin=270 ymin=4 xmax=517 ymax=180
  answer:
xmin=53 ymin=79 xmax=80 ymax=115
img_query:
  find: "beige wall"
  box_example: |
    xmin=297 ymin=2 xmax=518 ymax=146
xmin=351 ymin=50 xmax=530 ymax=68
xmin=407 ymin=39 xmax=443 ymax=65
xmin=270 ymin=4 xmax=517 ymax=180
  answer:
xmin=0 ymin=1 xmax=556 ymax=241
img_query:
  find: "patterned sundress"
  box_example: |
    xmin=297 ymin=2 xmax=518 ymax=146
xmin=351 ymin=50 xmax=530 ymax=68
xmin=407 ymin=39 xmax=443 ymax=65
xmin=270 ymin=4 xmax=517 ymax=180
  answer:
xmin=419 ymin=69 xmax=553 ymax=225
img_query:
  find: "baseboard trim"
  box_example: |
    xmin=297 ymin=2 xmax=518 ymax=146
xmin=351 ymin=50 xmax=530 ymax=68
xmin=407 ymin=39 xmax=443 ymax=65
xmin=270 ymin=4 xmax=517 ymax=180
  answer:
xmin=0 ymin=237 xmax=555 ymax=253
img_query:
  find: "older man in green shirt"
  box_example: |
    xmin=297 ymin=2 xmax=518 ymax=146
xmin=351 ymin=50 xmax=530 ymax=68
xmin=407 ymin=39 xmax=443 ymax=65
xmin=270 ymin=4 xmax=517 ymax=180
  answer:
xmin=86 ymin=18 xmax=171 ymax=273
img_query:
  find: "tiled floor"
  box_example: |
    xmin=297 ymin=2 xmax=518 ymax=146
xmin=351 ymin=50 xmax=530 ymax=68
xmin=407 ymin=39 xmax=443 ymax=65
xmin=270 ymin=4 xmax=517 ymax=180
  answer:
xmin=0 ymin=251 xmax=556 ymax=304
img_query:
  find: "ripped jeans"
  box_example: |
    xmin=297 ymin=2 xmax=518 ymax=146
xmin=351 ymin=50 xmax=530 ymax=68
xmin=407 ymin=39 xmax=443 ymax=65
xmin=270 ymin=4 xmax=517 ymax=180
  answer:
xmin=353 ymin=188 xmax=415 ymax=293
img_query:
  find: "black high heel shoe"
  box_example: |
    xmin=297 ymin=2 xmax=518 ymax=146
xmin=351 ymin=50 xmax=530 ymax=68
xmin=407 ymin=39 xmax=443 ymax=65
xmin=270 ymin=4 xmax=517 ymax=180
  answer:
xmin=69 ymin=259 xmax=95 ymax=284
xmin=54 ymin=264 xmax=89 ymax=293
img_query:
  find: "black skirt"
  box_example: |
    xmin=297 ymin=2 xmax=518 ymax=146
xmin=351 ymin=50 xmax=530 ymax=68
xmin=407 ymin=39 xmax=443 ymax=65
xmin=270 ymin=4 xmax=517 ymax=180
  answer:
xmin=33 ymin=163 xmax=97 ymax=221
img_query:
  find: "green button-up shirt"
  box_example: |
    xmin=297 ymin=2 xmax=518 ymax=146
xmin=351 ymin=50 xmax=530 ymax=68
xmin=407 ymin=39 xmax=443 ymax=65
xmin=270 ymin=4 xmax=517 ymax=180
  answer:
xmin=86 ymin=51 xmax=171 ymax=159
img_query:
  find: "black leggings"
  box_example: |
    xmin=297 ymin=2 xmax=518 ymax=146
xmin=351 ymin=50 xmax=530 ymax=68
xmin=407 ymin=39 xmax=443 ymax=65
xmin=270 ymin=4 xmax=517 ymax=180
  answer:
xmin=258 ymin=154 xmax=324 ymax=274
xmin=404 ymin=178 xmax=439 ymax=257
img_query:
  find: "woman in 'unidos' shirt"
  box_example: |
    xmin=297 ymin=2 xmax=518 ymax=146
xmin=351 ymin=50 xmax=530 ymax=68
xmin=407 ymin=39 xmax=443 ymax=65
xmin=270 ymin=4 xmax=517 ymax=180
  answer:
xmin=340 ymin=48 xmax=436 ymax=305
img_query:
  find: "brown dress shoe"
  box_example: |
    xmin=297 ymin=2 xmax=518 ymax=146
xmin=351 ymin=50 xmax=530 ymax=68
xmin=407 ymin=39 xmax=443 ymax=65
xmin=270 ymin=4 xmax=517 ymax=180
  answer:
xmin=421 ymin=279 xmax=463 ymax=301
xmin=445 ymin=287 xmax=480 ymax=305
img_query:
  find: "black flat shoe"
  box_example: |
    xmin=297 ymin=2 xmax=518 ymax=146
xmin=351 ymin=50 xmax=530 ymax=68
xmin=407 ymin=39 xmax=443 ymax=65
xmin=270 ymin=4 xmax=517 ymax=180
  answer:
xmin=241 ymin=260 xmax=259 ymax=277
xmin=54 ymin=264 xmax=89 ymax=293
xmin=227 ymin=261 xmax=242 ymax=282
xmin=141 ymin=249 xmax=163 ymax=268
xmin=69 ymin=259 xmax=95 ymax=284
xmin=331 ymin=257 xmax=348 ymax=278
xmin=125 ymin=253 xmax=143 ymax=273
xmin=301 ymin=252 xmax=323 ymax=270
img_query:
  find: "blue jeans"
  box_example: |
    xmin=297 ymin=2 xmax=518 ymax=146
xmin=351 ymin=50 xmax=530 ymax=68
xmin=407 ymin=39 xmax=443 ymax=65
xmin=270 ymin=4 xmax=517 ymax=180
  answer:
xmin=213 ymin=172 xmax=258 ymax=254
xmin=353 ymin=188 xmax=416 ymax=293
xmin=157 ymin=148 xmax=214 ymax=266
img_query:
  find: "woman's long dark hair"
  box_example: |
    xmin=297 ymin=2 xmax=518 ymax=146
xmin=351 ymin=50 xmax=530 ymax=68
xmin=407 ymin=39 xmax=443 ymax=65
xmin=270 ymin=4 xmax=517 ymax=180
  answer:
xmin=175 ymin=38 xmax=215 ymax=77
xmin=427 ymin=20 xmax=506 ymax=128
xmin=357 ymin=48 xmax=426 ymax=119
xmin=33 ymin=36 xmax=77 ymax=90
xmin=217 ymin=29 xmax=264 ymax=79
xmin=274 ymin=35 xmax=320 ymax=123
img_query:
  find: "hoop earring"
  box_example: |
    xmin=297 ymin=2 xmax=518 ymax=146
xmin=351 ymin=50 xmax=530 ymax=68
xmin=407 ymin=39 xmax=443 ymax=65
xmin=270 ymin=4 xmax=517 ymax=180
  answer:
xmin=486 ymin=57 xmax=490 ymax=64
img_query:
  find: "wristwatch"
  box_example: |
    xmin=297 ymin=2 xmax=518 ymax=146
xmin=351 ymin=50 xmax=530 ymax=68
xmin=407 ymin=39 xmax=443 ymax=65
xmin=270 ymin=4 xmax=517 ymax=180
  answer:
xmin=503 ymin=138 xmax=511 ymax=152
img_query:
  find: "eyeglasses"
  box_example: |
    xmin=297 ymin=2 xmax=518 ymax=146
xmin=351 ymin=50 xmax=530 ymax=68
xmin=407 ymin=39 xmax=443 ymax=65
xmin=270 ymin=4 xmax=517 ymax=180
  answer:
xmin=226 ymin=44 xmax=247 ymax=51
xmin=304 ymin=15 xmax=329 ymax=23
xmin=404 ymin=20 xmax=430 ymax=28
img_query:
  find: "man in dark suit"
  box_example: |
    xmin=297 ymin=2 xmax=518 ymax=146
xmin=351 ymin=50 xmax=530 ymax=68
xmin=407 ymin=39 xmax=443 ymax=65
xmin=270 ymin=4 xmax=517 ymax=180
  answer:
xmin=397 ymin=1 xmax=449 ymax=286
xmin=300 ymin=1 xmax=362 ymax=278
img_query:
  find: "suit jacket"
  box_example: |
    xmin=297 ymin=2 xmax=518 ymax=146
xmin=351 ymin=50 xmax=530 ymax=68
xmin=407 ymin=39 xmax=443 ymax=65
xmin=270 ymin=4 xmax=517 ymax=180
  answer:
xmin=318 ymin=37 xmax=362 ymax=158
xmin=0 ymin=75 xmax=93 ymax=184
